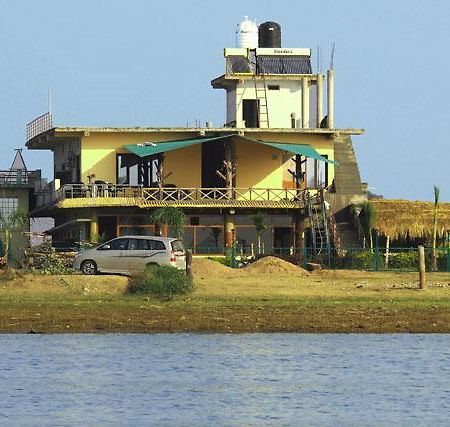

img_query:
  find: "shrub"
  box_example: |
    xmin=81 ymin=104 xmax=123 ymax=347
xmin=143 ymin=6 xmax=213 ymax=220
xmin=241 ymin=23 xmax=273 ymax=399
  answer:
xmin=128 ymin=265 xmax=194 ymax=300
xmin=25 ymin=242 xmax=74 ymax=274
xmin=388 ymin=251 xmax=418 ymax=269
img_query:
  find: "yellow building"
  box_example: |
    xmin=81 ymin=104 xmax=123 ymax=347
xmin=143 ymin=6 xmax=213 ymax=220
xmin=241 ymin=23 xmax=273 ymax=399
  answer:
xmin=27 ymin=19 xmax=365 ymax=256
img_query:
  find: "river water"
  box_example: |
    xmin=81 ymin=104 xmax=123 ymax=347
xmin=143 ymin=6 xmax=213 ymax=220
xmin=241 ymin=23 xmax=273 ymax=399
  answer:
xmin=0 ymin=334 xmax=448 ymax=426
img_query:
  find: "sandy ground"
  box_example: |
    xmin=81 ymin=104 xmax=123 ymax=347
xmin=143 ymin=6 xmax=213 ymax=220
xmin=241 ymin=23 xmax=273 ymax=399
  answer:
xmin=0 ymin=257 xmax=449 ymax=333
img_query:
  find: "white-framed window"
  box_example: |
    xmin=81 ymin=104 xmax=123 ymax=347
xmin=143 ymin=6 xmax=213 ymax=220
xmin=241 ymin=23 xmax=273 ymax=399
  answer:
xmin=0 ymin=197 xmax=18 ymax=220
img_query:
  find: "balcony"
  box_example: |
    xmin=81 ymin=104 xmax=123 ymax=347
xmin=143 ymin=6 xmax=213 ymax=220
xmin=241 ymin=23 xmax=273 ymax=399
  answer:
xmin=34 ymin=183 xmax=311 ymax=211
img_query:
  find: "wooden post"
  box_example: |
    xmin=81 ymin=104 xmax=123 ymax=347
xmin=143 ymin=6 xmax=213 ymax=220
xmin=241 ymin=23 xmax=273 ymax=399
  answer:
xmin=384 ymin=235 xmax=390 ymax=268
xmin=418 ymin=245 xmax=426 ymax=289
xmin=186 ymin=249 xmax=193 ymax=279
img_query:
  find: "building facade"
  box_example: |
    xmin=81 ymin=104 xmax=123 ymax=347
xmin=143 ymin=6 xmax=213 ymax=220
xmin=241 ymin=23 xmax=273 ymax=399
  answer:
xmin=27 ymin=19 xmax=366 ymax=255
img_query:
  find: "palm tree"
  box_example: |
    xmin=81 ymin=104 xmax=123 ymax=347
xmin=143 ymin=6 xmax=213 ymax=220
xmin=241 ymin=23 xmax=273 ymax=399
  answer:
xmin=431 ymin=185 xmax=440 ymax=271
xmin=149 ymin=207 xmax=187 ymax=238
xmin=0 ymin=208 xmax=28 ymax=268
xmin=251 ymin=211 xmax=268 ymax=256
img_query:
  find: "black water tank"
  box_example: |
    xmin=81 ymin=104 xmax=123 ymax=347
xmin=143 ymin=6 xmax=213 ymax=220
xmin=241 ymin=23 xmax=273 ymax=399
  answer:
xmin=258 ymin=21 xmax=281 ymax=48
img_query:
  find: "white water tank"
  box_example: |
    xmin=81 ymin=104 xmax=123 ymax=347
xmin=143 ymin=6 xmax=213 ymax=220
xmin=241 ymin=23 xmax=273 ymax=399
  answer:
xmin=236 ymin=16 xmax=258 ymax=48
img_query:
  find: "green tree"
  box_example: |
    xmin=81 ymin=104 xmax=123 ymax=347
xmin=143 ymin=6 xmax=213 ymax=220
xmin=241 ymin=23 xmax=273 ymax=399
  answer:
xmin=431 ymin=185 xmax=440 ymax=272
xmin=0 ymin=208 xmax=28 ymax=268
xmin=149 ymin=207 xmax=187 ymax=238
xmin=251 ymin=211 xmax=268 ymax=255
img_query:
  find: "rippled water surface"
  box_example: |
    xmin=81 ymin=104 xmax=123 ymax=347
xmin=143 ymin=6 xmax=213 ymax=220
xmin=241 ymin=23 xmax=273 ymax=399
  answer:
xmin=1 ymin=334 xmax=449 ymax=426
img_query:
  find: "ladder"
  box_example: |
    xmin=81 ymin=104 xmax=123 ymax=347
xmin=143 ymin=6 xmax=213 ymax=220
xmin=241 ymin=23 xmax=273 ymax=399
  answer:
xmin=253 ymin=74 xmax=269 ymax=128
xmin=306 ymin=192 xmax=331 ymax=262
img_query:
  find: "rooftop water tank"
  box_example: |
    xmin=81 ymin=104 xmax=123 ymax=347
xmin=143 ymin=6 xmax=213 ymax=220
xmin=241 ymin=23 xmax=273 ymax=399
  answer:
xmin=258 ymin=21 xmax=281 ymax=48
xmin=236 ymin=16 xmax=258 ymax=48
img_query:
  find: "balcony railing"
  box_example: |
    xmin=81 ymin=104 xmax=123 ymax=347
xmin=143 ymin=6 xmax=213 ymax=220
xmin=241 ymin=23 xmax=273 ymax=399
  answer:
xmin=34 ymin=184 xmax=313 ymax=209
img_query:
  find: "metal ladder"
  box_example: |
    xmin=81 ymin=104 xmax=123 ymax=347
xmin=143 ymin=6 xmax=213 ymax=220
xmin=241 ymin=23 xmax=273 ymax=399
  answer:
xmin=253 ymin=74 xmax=269 ymax=128
xmin=307 ymin=192 xmax=331 ymax=260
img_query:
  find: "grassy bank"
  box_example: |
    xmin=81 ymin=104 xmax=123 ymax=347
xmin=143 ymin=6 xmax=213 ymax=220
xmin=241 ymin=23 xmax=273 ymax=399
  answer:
xmin=0 ymin=265 xmax=449 ymax=333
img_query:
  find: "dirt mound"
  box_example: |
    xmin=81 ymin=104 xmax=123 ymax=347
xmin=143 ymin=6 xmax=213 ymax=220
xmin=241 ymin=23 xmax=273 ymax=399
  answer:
xmin=244 ymin=256 xmax=309 ymax=276
xmin=192 ymin=258 xmax=236 ymax=278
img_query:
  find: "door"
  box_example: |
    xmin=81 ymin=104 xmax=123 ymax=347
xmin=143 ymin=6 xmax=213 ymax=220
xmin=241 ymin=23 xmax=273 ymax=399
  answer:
xmin=98 ymin=216 xmax=117 ymax=241
xmin=243 ymin=99 xmax=259 ymax=128
xmin=96 ymin=237 xmax=129 ymax=273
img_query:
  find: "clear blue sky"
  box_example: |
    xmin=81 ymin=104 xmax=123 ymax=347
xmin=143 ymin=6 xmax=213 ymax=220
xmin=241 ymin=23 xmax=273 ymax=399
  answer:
xmin=1 ymin=0 xmax=449 ymax=202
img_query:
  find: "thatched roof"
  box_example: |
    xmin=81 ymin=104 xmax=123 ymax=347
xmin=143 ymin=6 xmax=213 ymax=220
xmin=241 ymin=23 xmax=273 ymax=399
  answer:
xmin=371 ymin=199 xmax=450 ymax=238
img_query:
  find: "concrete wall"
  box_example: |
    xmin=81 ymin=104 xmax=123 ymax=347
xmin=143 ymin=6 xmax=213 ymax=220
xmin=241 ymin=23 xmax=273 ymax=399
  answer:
xmin=81 ymin=132 xmax=199 ymax=186
xmin=77 ymin=131 xmax=334 ymax=190
xmin=233 ymin=80 xmax=306 ymax=128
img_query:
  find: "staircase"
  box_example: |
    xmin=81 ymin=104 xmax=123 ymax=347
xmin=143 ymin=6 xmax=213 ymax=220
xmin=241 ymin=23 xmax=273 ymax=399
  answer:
xmin=306 ymin=192 xmax=331 ymax=259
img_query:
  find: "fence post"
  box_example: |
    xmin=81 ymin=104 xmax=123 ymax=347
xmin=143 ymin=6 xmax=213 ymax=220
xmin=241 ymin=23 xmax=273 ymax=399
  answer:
xmin=447 ymin=231 xmax=450 ymax=273
xmin=418 ymin=245 xmax=426 ymax=289
xmin=186 ymin=249 xmax=193 ymax=279
xmin=374 ymin=231 xmax=379 ymax=271
xmin=302 ymin=235 xmax=307 ymax=270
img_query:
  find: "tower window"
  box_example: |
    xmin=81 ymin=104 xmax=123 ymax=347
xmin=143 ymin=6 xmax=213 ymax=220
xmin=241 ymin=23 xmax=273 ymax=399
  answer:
xmin=267 ymin=85 xmax=280 ymax=91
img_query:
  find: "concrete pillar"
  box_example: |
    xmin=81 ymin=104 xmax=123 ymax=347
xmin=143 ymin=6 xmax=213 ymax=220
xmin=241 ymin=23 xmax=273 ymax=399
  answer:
xmin=302 ymin=77 xmax=310 ymax=129
xmin=90 ymin=212 xmax=98 ymax=242
xmin=316 ymin=73 xmax=324 ymax=127
xmin=327 ymin=69 xmax=335 ymax=128
xmin=224 ymin=211 xmax=235 ymax=249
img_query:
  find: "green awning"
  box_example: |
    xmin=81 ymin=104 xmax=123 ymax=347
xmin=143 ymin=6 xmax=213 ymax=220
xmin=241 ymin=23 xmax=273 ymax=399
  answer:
xmin=125 ymin=135 xmax=234 ymax=157
xmin=241 ymin=136 xmax=336 ymax=164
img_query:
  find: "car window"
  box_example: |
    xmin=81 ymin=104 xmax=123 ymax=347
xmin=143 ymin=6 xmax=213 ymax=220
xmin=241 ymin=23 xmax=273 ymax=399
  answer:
xmin=109 ymin=238 xmax=129 ymax=250
xmin=136 ymin=239 xmax=150 ymax=250
xmin=127 ymin=239 xmax=140 ymax=250
xmin=171 ymin=240 xmax=184 ymax=252
xmin=148 ymin=239 xmax=166 ymax=250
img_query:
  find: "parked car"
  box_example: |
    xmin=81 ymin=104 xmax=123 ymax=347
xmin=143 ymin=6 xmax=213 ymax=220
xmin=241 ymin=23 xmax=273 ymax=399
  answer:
xmin=73 ymin=236 xmax=186 ymax=275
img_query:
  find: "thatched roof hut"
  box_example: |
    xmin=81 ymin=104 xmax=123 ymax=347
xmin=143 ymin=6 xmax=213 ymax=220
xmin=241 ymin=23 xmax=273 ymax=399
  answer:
xmin=371 ymin=199 xmax=450 ymax=238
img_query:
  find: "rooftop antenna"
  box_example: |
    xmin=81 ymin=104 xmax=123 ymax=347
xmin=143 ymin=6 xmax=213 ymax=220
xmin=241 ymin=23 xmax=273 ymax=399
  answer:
xmin=48 ymin=89 xmax=52 ymax=115
xmin=317 ymin=45 xmax=322 ymax=73
xmin=330 ymin=42 xmax=336 ymax=70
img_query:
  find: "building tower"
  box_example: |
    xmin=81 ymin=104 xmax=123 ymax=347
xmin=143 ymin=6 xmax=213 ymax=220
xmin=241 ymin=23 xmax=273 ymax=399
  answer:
xmin=212 ymin=18 xmax=334 ymax=130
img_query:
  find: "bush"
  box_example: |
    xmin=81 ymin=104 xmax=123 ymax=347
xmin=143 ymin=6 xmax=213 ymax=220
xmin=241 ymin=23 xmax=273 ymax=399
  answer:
xmin=388 ymin=251 xmax=418 ymax=269
xmin=347 ymin=251 xmax=382 ymax=270
xmin=25 ymin=242 xmax=74 ymax=274
xmin=128 ymin=265 xmax=194 ymax=300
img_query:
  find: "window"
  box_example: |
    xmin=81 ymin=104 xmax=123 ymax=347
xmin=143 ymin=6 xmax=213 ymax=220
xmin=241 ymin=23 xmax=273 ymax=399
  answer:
xmin=148 ymin=240 xmax=166 ymax=250
xmin=305 ymin=156 xmax=328 ymax=188
xmin=267 ymin=85 xmax=280 ymax=91
xmin=109 ymin=238 xmax=128 ymax=250
xmin=0 ymin=198 xmax=18 ymax=220
xmin=117 ymin=153 xmax=160 ymax=186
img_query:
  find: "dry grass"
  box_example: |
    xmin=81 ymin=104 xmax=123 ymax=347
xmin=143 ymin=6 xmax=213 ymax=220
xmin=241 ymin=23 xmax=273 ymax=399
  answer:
xmin=372 ymin=199 xmax=450 ymax=238
xmin=0 ymin=268 xmax=449 ymax=333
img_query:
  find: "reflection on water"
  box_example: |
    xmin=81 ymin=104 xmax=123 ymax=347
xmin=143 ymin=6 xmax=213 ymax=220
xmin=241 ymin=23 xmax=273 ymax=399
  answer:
xmin=0 ymin=334 xmax=449 ymax=425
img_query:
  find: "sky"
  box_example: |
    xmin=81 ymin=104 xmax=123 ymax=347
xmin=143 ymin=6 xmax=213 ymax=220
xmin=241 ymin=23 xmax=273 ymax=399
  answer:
xmin=1 ymin=0 xmax=449 ymax=202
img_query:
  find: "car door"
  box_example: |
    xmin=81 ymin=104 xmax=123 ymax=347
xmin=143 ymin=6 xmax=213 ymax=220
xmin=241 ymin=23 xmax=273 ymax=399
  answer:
xmin=96 ymin=238 xmax=129 ymax=273
xmin=126 ymin=238 xmax=149 ymax=274
xmin=146 ymin=239 xmax=168 ymax=266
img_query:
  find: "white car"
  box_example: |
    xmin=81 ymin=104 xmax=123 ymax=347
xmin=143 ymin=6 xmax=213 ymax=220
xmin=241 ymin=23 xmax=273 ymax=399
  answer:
xmin=73 ymin=236 xmax=186 ymax=275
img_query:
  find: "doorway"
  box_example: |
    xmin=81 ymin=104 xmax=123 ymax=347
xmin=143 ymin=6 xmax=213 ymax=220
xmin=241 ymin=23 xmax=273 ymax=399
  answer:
xmin=273 ymin=227 xmax=293 ymax=253
xmin=243 ymin=99 xmax=259 ymax=128
xmin=98 ymin=216 xmax=118 ymax=241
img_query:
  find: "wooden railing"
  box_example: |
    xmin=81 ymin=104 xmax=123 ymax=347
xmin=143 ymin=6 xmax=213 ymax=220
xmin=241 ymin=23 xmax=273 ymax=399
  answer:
xmin=46 ymin=184 xmax=308 ymax=204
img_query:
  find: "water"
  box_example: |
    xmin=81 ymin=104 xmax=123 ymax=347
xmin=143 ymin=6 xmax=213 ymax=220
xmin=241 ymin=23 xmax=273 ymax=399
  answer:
xmin=0 ymin=334 xmax=448 ymax=426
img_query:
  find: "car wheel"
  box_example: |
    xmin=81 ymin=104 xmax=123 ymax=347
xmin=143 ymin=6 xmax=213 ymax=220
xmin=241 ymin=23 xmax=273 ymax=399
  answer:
xmin=81 ymin=260 xmax=97 ymax=275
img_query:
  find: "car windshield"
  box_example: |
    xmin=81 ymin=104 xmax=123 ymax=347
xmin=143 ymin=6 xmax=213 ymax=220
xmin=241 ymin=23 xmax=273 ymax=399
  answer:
xmin=171 ymin=240 xmax=184 ymax=252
